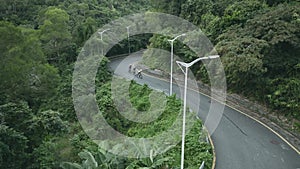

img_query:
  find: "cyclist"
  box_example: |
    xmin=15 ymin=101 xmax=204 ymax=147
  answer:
xmin=136 ymin=69 xmax=142 ymax=79
xmin=128 ymin=64 xmax=132 ymax=72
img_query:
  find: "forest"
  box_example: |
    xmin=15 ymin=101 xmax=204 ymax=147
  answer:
xmin=0 ymin=0 xmax=299 ymax=168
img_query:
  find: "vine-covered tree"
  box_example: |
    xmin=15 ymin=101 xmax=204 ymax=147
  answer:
xmin=39 ymin=7 xmax=72 ymax=64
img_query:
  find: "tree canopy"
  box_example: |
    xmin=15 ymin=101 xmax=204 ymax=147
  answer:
xmin=0 ymin=0 xmax=299 ymax=168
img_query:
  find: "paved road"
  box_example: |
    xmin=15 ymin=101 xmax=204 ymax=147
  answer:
xmin=108 ymin=53 xmax=300 ymax=169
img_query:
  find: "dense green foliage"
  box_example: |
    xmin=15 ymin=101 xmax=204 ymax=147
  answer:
xmin=0 ymin=0 xmax=154 ymax=168
xmin=94 ymin=79 xmax=212 ymax=169
xmin=145 ymin=0 xmax=300 ymax=123
xmin=0 ymin=0 xmax=214 ymax=168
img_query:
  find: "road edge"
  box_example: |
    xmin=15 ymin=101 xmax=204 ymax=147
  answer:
xmin=203 ymin=126 xmax=216 ymax=169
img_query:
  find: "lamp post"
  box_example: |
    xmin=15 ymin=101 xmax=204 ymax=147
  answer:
xmin=168 ymin=33 xmax=186 ymax=96
xmin=176 ymin=55 xmax=220 ymax=169
xmin=126 ymin=26 xmax=131 ymax=55
xmin=98 ymin=29 xmax=110 ymax=56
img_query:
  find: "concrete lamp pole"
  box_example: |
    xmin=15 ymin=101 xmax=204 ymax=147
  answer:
xmin=126 ymin=26 xmax=131 ymax=55
xmin=176 ymin=55 xmax=220 ymax=169
xmin=98 ymin=29 xmax=110 ymax=56
xmin=168 ymin=33 xmax=186 ymax=96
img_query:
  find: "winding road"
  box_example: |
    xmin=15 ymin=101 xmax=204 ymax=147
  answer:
xmin=108 ymin=52 xmax=300 ymax=169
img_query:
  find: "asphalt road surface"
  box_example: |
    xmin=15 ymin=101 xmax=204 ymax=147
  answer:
xmin=108 ymin=53 xmax=300 ymax=169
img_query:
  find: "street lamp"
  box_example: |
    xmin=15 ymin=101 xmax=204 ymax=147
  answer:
xmin=176 ymin=55 xmax=220 ymax=169
xmin=168 ymin=33 xmax=186 ymax=96
xmin=126 ymin=26 xmax=131 ymax=55
xmin=98 ymin=29 xmax=110 ymax=56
